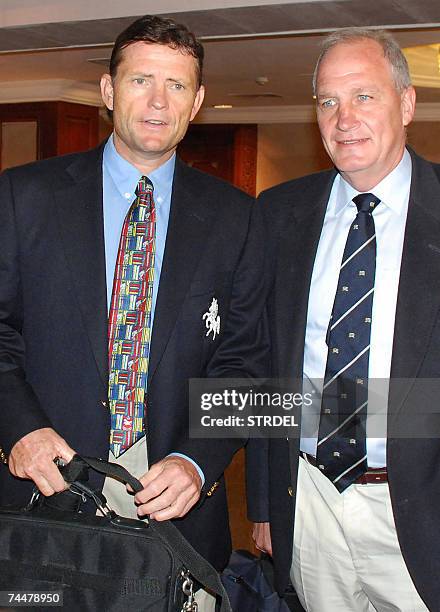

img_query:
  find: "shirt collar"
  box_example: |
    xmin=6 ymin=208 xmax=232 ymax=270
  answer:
xmin=334 ymin=148 xmax=412 ymax=216
xmin=103 ymin=134 xmax=176 ymax=205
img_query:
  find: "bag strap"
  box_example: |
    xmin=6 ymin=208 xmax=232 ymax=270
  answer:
xmin=80 ymin=456 xmax=144 ymax=494
xmin=62 ymin=455 xmax=231 ymax=612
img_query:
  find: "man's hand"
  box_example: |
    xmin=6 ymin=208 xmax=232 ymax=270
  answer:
xmin=252 ymin=521 xmax=273 ymax=556
xmin=135 ymin=456 xmax=202 ymax=521
xmin=8 ymin=427 xmax=75 ymax=496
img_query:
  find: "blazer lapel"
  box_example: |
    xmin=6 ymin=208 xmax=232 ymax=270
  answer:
xmin=272 ymin=170 xmax=335 ymax=467
xmin=274 ymin=171 xmax=336 ymax=378
xmin=148 ymin=159 xmax=216 ymax=381
xmin=53 ymin=144 xmax=108 ymax=390
xmin=389 ymin=152 xmax=440 ymax=407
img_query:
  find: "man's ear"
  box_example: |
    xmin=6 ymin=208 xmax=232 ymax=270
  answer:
xmin=190 ymin=85 xmax=205 ymax=122
xmin=401 ymin=85 xmax=416 ymax=128
xmin=100 ymin=74 xmax=114 ymax=111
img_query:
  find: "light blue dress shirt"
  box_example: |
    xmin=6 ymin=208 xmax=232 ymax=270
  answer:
xmin=102 ymin=135 xmax=204 ymax=482
xmin=103 ymin=135 xmax=173 ymax=319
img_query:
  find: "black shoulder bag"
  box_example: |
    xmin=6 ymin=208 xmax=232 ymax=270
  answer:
xmin=0 ymin=455 xmax=231 ymax=612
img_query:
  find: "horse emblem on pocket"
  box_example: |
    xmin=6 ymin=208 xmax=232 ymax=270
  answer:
xmin=202 ymin=297 xmax=220 ymax=340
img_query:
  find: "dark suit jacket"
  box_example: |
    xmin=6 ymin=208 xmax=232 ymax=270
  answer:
xmin=252 ymin=149 xmax=440 ymax=610
xmin=0 ymin=141 xmax=269 ymax=570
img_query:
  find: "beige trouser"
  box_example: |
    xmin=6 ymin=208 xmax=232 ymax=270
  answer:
xmin=291 ymin=456 xmax=428 ymax=612
xmin=102 ymin=438 xmax=216 ymax=611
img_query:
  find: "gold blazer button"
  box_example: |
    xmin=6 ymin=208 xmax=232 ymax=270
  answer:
xmin=0 ymin=446 xmax=8 ymax=464
xmin=207 ymin=481 xmax=220 ymax=497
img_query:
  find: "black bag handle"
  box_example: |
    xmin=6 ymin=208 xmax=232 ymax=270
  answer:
xmin=62 ymin=455 xmax=144 ymax=494
xmin=59 ymin=454 xmax=231 ymax=612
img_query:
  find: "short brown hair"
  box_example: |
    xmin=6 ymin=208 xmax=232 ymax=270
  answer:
xmin=109 ymin=14 xmax=204 ymax=88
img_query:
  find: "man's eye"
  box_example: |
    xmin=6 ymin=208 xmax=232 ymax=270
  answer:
xmin=320 ymin=99 xmax=336 ymax=108
xmin=134 ymin=78 xmax=146 ymax=85
xmin=171 ymin=83 xmax=184 ymax=90
xmin=358 ymin=94 xmax=372 ymax=101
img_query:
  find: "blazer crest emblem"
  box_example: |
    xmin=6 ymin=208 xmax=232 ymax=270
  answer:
xmin=202 ymin=297 xmax=220 ymax=340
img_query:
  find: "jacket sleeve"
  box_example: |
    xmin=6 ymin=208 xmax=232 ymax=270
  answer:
xmin=0 ymin=170 xmax=52 ymax=456
xmin=171 ymin=194 xmax=271 ymax=490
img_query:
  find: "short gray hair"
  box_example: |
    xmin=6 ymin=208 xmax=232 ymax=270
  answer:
xmin=312 ymin=28 xmax=412 ymax=95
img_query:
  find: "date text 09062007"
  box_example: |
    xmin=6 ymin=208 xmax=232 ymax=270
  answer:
xmin=0 ymin=591 xmax=63 ymax=607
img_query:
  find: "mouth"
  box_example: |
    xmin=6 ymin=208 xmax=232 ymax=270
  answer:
xmin=337 ymin=138 xmax=368 ymax=145
xmin=142 ymin=119 xmax=167 ymax=126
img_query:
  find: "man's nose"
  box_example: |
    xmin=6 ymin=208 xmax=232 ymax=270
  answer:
xmin=148 ymin=84 xmax=168 ymax=109
xmin=337 ymin=102 xmax=359 ymax=131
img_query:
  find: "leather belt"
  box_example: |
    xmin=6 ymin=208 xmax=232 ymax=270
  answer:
xmin=301 ymin=452 xmax=387 ymax=485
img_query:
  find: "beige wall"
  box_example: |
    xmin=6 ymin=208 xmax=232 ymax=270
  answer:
xmin=1 ymin=120 xmax=37 ymax=170
xmin=257 ymin=120 xmax=440 ymax=193
xmin=257 ymin=122 xmax=331 ymax=193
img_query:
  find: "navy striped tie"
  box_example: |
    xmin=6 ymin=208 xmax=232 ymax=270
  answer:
xmin=316 ymin=193 xmax=380 ymax=492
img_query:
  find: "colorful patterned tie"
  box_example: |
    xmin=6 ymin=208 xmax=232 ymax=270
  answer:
xmin=316 ymin=193 xmax=380 ymax=492
xmin=108 ymin=176 xmax=156 ymax=458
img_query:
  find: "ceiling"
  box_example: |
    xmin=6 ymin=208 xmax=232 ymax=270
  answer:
xmin=0 ymin=0 xmax=439 ymax=123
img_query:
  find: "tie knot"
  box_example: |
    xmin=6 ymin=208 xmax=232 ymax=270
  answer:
xmin=135 ymin=175 xmax=153 ymax=196
xmin=352 ymin=193 xmax=380 ymax=214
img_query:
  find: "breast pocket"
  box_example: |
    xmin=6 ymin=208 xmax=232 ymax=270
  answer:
xmin=185 ymin=274 xmax=232 ymax=347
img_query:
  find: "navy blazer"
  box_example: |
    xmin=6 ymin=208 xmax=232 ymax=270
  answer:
xmin=253 ymin=150 xmax=440 ymax=611
xmin=0 ymin=142 xmax=269 ymax=570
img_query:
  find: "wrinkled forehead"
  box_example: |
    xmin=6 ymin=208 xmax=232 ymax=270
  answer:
xmin=316 ymin=40 xmax=394 ymax=90
xmin=117 ymin=41 xmax=200 ymax=81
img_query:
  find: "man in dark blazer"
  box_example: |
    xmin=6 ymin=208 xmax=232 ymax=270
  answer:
xmin=0 ymin=15 xmax=268 ymax=590
xmin=252 ymin=28 xmax=439 ymax=611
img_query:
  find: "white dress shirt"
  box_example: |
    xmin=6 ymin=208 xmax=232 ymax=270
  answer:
xmin=301 ymin=149 xmax=412 ymax=467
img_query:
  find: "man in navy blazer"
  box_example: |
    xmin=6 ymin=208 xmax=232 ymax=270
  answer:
xmin=0 ymin=15 xmax=268 ymax=578
xmin=252 ymin=27 xmax=439 ymax=612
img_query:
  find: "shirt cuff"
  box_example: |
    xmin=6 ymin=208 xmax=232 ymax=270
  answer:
xmin=167 ymin=453 xmax=205 ymax=486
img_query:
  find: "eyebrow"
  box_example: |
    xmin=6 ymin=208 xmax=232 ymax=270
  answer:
xmin=167 ymin=77 xmax=187 ymax=85
xmin=129 ymin=72 xmax=189 ymax=84
xmin=317 ymin=85 xmax=380 ymax=98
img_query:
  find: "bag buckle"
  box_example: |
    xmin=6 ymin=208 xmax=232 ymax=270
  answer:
xmin=181 ymin=569 xmax=198 ymax=611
